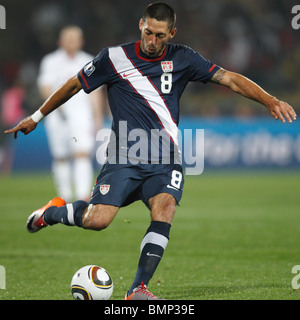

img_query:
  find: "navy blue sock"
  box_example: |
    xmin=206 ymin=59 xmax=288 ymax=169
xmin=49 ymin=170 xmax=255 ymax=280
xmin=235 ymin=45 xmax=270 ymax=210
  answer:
xmin=128 ymin=221 xmax=171 ymax=294
xmin=44 ymin=200 xmax=88 ymax=227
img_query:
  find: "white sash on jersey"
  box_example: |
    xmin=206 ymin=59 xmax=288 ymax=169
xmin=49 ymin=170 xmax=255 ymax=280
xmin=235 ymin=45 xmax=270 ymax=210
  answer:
xmin=108 ymin=46 xmax=179 ymax=147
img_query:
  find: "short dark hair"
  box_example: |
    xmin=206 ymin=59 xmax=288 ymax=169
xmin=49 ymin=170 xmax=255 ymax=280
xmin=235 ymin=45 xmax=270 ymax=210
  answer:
xmin=143 ymin=2 xmax=176 ymax=30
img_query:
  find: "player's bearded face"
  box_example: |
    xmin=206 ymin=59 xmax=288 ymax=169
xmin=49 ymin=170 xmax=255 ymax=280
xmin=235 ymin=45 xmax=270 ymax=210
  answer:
xmin=139 ymin=18 xmax=176 ymax=58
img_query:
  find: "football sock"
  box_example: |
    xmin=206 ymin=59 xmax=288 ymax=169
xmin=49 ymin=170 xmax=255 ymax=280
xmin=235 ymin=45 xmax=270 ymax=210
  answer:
xmin=43 ymin=200 xmax=87 ymax=227
xmin=52 ymin=160 xmax=72 ymax=203
xmin=74 ymin=157 xmax=93 ymax=200
xmin=128 ymin=221 xmax=171 ymax=295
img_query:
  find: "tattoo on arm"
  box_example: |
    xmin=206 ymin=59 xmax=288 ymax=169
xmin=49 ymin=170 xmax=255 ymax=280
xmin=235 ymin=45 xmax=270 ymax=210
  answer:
xmin=211 ymin=68 xmax=226 ymax=84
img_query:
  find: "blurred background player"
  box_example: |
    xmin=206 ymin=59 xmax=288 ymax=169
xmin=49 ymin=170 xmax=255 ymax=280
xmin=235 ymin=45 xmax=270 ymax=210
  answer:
xmin=37 ymin=25 xmax=104 ymax=202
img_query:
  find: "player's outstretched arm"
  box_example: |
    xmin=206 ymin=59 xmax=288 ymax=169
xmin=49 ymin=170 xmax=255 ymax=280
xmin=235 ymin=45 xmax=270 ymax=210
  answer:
xmin=210 ymin=68 xmax=297 ymax=123
xmin=4 ymin=75 xmax=82 ymax=139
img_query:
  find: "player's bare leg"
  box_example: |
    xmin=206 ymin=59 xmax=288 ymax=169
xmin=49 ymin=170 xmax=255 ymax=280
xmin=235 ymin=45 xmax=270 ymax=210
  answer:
xmin=125 ymin=193 xmax=176 ymax=300
xmin=149 ymin=192 xmax=177 ymax=224
xmin=81 ymin=204 xmax=119 ymax=231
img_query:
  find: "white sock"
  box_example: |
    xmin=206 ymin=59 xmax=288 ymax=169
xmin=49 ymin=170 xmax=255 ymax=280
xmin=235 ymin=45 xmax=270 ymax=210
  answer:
xmin=52 ymin=160 xmax=72 ymax=202
xmin=73 ymin=157 xmax=93 ymax=200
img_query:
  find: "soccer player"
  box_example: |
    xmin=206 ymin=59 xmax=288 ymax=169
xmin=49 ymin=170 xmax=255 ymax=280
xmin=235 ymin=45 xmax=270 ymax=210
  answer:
xmin=38 ymin=26 xmax=104 ymax=202
xmin=5 ymin=2 xmax=296 ymax=300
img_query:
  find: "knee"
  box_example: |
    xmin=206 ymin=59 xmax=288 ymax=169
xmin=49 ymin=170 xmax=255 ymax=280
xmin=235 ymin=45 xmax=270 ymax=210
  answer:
xmin=157 ymin=201 xmax=176 ymax=217
xmin=150 ymin=195 xmax=177 ymax=224
xmin=83 ymin=216 xmax=110 ymax=231
xmin=164 ymin=201 xmax=177 ymax=213
xmin=81 ymin=204 xmax=118 ymax=231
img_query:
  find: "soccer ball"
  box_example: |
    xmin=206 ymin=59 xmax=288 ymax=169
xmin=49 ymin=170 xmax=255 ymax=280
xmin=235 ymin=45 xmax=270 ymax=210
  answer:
xmin=71 ymin=265 xmax=113 ymax=300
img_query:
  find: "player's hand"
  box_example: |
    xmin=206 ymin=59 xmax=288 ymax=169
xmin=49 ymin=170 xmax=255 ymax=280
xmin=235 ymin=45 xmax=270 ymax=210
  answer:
xmin=4 ymin=116 xmax=38 ymax=139
xmin=267 ymin=99 xmax=297 ymax=123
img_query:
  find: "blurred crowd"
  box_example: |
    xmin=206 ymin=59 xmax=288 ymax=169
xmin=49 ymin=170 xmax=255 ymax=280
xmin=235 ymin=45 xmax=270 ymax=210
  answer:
xmin=0 ymin=0 xmax=299 ymax=129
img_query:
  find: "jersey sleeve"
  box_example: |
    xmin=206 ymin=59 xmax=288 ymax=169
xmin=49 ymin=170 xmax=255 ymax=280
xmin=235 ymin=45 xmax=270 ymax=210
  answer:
xmin=77 ymin=48 xmax=111 ymax=93
xmin=185 ymin=47 xmax=220 ymax=83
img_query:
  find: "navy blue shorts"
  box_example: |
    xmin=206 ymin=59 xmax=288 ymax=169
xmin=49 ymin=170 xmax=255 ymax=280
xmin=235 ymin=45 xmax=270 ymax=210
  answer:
xmin=89 ymin=163 xmax=184 ymax=209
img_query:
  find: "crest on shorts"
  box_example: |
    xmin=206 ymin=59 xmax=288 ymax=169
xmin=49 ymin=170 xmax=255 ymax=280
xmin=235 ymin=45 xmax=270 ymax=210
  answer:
xmin=161 ymin=61 xmax=173 ymax=72
xmin=100 ymin=184 xmax=110 ymax=195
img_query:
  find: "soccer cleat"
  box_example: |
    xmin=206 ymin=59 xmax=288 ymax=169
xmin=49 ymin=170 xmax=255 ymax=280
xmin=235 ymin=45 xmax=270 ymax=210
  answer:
xmin=26 ymin=197 xmax=66 ymax=233
xmin=124 ymin=282 xmax=164 ymax=300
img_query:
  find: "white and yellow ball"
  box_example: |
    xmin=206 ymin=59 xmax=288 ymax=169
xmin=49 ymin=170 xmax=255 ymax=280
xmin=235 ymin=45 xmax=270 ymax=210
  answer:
xmin=71 ymin=265 xmax=113 ymax=300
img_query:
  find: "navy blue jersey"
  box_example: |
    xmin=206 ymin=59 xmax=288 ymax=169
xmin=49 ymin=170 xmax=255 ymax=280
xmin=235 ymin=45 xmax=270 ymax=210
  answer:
xmin=78 ymin=41 xmax=220 ymax=164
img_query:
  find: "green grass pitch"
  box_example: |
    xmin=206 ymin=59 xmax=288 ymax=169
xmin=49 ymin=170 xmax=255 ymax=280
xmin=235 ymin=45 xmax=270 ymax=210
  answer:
xmin=0 ymin=170 xmax=300 ymax=300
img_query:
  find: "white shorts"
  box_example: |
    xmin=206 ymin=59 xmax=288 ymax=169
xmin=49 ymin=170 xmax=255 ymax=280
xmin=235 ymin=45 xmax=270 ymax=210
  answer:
xmin=45 ymin=106 xmax=94 ymax=159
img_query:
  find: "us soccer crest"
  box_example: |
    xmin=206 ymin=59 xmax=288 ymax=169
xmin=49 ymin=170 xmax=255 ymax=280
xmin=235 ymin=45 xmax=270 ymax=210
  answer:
xmin=100 ymin=184 xmax=110 ymax=195
xmin=161 ymin=61 xmax=173 ymax=72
